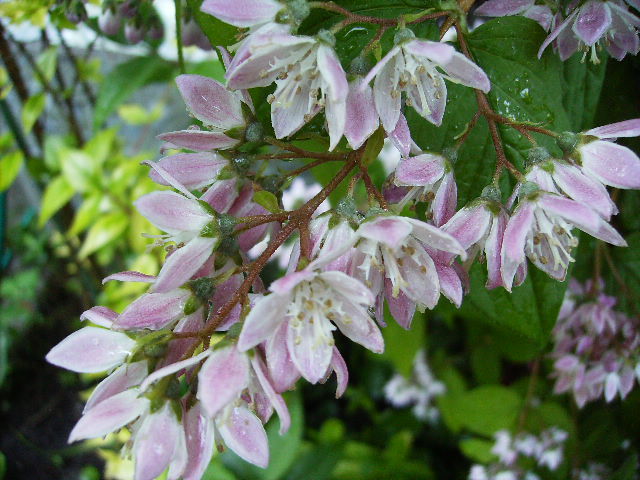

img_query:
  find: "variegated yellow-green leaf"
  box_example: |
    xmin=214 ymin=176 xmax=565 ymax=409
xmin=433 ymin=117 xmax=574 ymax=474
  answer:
xmin=68 ymin=194 xmax=102 ymax=237
xmin=78 ymin=212 xmax=128 ymax=259
xmin=21 ymin=92 xmax=46 ymax=133
xmin=36 ymin=46 xmax=58 ymax=84
xmin=0 ymin=150 xmax=24 ymax=191
xmin=60 ymin=148 xmax=97 ymax=192
xmin=39 ymin=175 xmax=75 ymax=227
xmin=118 ymin=103 xmax=164 ymax=125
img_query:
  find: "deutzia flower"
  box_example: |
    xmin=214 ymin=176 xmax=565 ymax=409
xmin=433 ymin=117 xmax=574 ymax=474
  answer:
xmin=361 ymin=29 xmax=490 ymax=132
xmin=501 ymin=183 xmax=626 ymax=290
xmin=538 ymin=0 xmax=640 ymax=62
xmin=226 ymin=28 xmax=348 ymax=149
xmin=237 ymin=268 xmax=383 ymax=383
xmin=200 ymin=0 xmax=284 ymax=29
xmin=352 ymin=215 xmax=466 ymax=328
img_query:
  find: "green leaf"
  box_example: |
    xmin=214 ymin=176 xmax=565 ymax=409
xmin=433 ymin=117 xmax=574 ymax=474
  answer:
xmin=78 ymin=212 xmax=128 ymax=259
xmin=253 ymin=190 xmax=282 ymax=213
xmin=0 ymin=150 xmax=24 ymax=191
xmin=83 ymin=128 xmax=118 ymax=167
xmin=38 ymin=175 xmax=75 ymax=227
xmin=68 ymin=194 xmax=102 ymax=237
xmin=445 ymin=386 xmax=521 ymax=437
xmin=187 ymin=0 xmax=237 ymax=47
xmin=59 ymin=148 xmax=97 ymax=192
xmin=382 ymin=308 xmax=426 ymax=377
xmin=459 ymin=263 xmax=565 ymax=350
xmin=36 ymin=45 xmax=58 ymax=83
xmin=21 ymin=92 xmax=46 ymax=133
xmin=93 ymin=56 xmax=175 ymax=130
xmin=459 ymin=438 xmax=496 ymax=463
xmin=469 ymin=343 xmax=501 ymax=384
xmin=612 ymin=454 xmax=639 ymax=480
xmin=118 ymin=103 xmax=164 ymax=125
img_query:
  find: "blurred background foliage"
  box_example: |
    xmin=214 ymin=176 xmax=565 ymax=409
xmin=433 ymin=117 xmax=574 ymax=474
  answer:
xmin=0 ymin=1 xmax=639 ymax=480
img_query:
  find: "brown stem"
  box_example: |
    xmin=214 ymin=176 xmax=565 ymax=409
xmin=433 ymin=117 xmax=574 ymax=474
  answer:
xmin=454 ymin=111 xmax=481 ymax=149
xmin=286 ymin=157 xmax=342 ymax=177
xmin=264 ymin=137 xmax=345 ymax=160
xmin=517 ymin=357 xmax=540 ymax=431
xmin=56 ymin=28 xmax=96 ymax=106
xmin=235 ymin=212 xmax=290 ymax=233
xmin=298 ymin=222 xmax=312 ymax=260
xmin=359 ymin=162 xmax=387 ymax=209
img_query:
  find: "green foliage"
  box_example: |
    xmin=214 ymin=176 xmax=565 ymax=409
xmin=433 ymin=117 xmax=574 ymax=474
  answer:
xmin=93 ymin=57 xmax=175 ymax=130
xmin=0 ymin=150 xmax=24 ymax=191
xmin=21 ymin=92 xmax=46 ymax=133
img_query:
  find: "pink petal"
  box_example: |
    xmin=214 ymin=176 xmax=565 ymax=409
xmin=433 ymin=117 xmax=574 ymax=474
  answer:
xmin=358 ymin=216 xmax=413 ymax=249
xmin=501 ymin=201 xmax=535 ymax=291
xmin=580 ymin=141 xmax=640 ymax=189
xmin=318 ymin=45 xmax=348 ymax=103
xmin=442 ymin=205 xmax=492 ymax=250
xmin=395 ymin=153 xmax=446 ymax=186
xmin=333 ymin=293 xmax=384 ymax=353
xmin=176 ymin=74 xmax=243 ymax=130
xmin=585 ymin=119 xmax=640 ymax=138
xmin=524 ymin=5 xmax=554 ymax=30
xmin=432 ymin=171 xmax=458 ymax=227
xmin=198 ymin=346 xmax=250 ymax=418
xmin=385 ymin=279 xmax=416 ymax=329
xmin=133 ymin=404 xmax=182 ymax=480
xmin=538 ymin=194 xmax=600 ymax=232
xmin=218 ymin=406 xmax=269 ymax=468
xmin=154 ymin=236 xmax=219 ymax=293
xmin=270 ymin=270 xmax=314 ymax=295
xmin=435 ymin=262 xmax=463 ymax=307
xmin=182 ymin=404 xmax=215 ymax=480
xmin=80 ymin=306 xmax=118 ymax=328
xmin=475 ymin=0 xmax=532 ymax=16
xmin=201 ymin=0 xmax=282 ymax=27
xmin=325 ymin=91 xmax=347 ymax=152
xmin=345 ymin=78 xmax=378 ymax=150
xmin=389 ymin=113 xmax=412 ymax=157
xmin=538 ymin=12 xmax=575 ymax=58
xmin=404 ymin=40 xmax=454 ymax=64
xmin=553 ymin=162 xmax=616 ymax=219
xmin=134 ymin=191 xmax=211 ymax=235
xmin=287 ymin=316 xmax=334 ymax=383
xmin=318 ymin=271 xmax=376 ymax=305
xmin=116 ymin=290 xmax=189 ymax=331
xmin=330 ymin=347 xmax=349 ymax=398
xmin=251 ymin=355 xmax=290 ymax=434
xmin=149 ymin=153 xmax=227 ymax=190
xmin=271 ymin=80 xmax=313 ymax=139
xmin=157 ymin=130 xmax=239 ymax=151
xmin=372 ymin=51 xmax=402 ymax=132
xmin=202 ymin=178 xmax=239 ymax=213
xmin=141 ymin=350 xmax=211 ymax=392
xmin=405 ymin=218 xmax=466 ymax=257
xmin=485 ymin=212 xmax=507 ymax=289
xmin=46 ymin=327 xmax=136 ymax=373
xmin=85 ymin=361 xmax=148 ymax=412
xmin=439 ymin=51 xmax=491 ymax=93
xmin=572 ymin=1 xmax=612 ymax=46
xmin=69 ymin=389 xmax=149 ymax=442
xmin=102 ymin=271 xmax=156 ymax=284
xmin=396 ymin=246 xmax=441 ymax=309
xmin=238 ymin=293 xmax=289 ymax=351
xmin=265 ymin=322 xmax=300 ymax=392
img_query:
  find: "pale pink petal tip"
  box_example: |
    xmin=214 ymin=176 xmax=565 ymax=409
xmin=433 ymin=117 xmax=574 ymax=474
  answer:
xmin=218 ymin=406 xmax=269 ymax=468
xmin=201 ymin=0 xmax=282 ymax=28
xmin=46 ymin=327 xmax=136 ymax=373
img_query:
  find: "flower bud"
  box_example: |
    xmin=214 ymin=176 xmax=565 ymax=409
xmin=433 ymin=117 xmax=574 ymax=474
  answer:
xmin=557 ymin=131 xmax=579 ymax=154
xmin=394 ymin=28 xmax=415 ymax=45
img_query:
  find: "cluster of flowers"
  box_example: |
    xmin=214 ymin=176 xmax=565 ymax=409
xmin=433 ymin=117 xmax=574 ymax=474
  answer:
xmin=44 ymin=1 xmax=640 ymax=479
xmin=468 ymin=428 xmax=568 ymax=480
xmin=476 ymin=0 xmax=640 ymax=62
xmin=96 ymin=0 xmax=165 ymax=44
xmin=551 ymin=279 xmax=640 ymax=407
xmin=384 ymin=350 xmax=445 ymax=422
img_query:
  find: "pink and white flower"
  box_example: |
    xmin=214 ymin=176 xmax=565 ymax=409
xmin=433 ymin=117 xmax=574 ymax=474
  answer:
xmin=393 ymin=152 xmax=458 ymax=226
xmin=201 ymin=0 xmax=284 ymax=28
xmin=442 ymin=193 xmax=509 ymax=289
xmin=361 ymin=30 xmax=490 ymax=131
xmin=226 ymin=29 xmax=348 ymax=150
xmin=238 ymin=268 xmax=383 ymax=383
xmin=538 ymin=1 xmax=640 ymax=61
xmin=501 ymin=185 xmax=626 ymax=290
xmin=352 ymin=215 xmax=466 ymax=328
xmin=570 ymin=119 xmax=640 ymax=190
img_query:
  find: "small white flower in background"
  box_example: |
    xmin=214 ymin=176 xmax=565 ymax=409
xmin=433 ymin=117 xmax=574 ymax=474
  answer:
xmin=384 ymin=350 xmax=445 ymax=422
xmin=468 ymin=428 xmax=567 ymax=480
